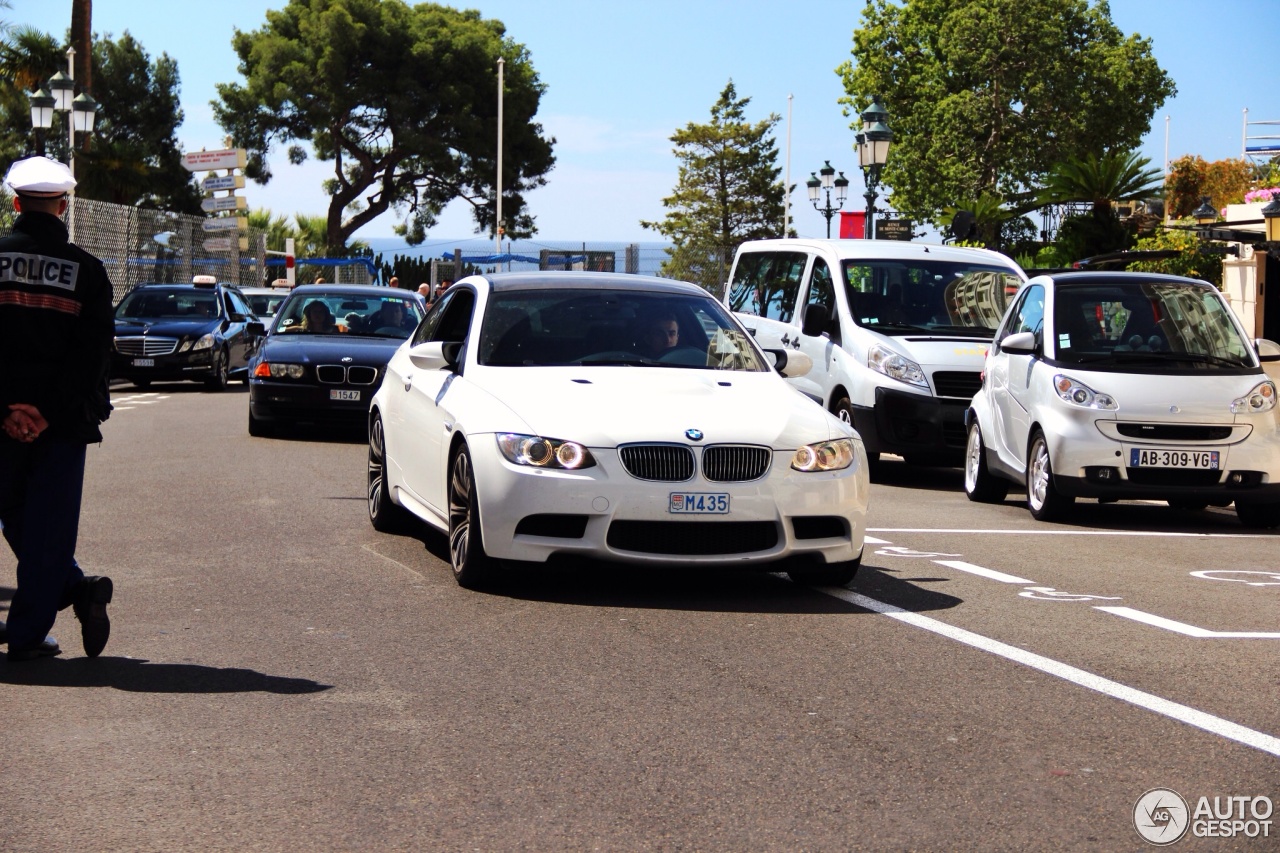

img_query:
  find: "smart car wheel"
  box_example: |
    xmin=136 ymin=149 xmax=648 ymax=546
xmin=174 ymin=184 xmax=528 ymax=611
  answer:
xmin=368 ymin=412 xmax=411 ymax=532
xmin=786 ymin=556 xmax=860 ymax=587
xmin=448 ymin=445 xmax=498 ymax=588
xmin=205 ymin=349 xmax=229 ymax=391
xmin=1234 ymin=500 xmax=1280 ymax=529
xmin=1026 ymin=430 xmax=1074 ymax=521
xmin=964 ymin=422 xmax=1009 ymax=503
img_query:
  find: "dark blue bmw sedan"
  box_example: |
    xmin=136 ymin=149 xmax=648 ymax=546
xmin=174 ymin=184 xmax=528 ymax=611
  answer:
xmin=248 ymin=284 xmax=425 ymax=435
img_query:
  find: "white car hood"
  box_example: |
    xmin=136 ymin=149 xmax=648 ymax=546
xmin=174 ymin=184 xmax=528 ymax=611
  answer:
xmin=468 ymin=366 xmax=846 ymax=447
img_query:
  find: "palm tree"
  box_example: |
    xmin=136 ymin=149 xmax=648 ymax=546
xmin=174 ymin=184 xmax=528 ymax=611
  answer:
xmin=1036 ymin=150 xmax=1163 ymax=219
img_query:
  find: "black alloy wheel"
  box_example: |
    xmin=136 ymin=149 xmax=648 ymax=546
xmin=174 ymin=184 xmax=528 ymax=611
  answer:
xmin=205 ymin=349 xmax=229 ymax=391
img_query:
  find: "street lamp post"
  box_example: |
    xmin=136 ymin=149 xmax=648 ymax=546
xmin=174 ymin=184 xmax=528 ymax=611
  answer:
xmin=806 ymin=160 xmax=848 ymax=238
xmin=28 ymin=46 xmax=98 ymax=183
xmin=857 ymin=95 xmax=893 ymax=240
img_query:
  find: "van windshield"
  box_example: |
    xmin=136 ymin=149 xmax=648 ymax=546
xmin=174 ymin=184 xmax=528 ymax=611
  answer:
xmin=1053 ymin=281 xmax=1254 ymax=369
xmin=842 ymin=261 xmax=1023 ymax=335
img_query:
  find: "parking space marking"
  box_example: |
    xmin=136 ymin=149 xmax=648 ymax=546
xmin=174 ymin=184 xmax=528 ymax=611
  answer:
xmin=820 ymin=586 xmax=1280 ymax=758
xmin=110 ymin=392 xmax=169 ymax=412
xmin=932 ymin=559 xmax=1032 ymax=584
xmin=1095 ymin=606 xmax=1280 ymax=639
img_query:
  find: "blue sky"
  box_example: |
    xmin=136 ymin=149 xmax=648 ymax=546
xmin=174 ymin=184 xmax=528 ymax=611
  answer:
xmin=13 ymin=0 xmax=1280 ymax=245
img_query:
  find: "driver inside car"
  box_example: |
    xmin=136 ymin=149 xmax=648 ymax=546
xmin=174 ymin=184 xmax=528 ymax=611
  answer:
xmin=635 ymin=310 xmax=680 ymax=358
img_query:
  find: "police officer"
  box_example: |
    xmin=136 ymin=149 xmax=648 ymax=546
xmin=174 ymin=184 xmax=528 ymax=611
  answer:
xmin=0 ymin=156 xmax=114 ymax=662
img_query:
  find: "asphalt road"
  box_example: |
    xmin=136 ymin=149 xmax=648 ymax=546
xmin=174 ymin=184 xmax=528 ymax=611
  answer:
xmin=2 ymin=385 xmax=1277 ymax=851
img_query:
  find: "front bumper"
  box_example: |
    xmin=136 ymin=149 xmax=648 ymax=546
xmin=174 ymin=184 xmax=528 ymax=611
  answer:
xmin=111 ymin=348 xmax=218 ymax=382
xmin=249 ymin=379 xmax=373 ymax=425
xmin=452 ymin=440 xmax=871 ymax=568
xmin=853 ymin=387 xmax=968 ymax=459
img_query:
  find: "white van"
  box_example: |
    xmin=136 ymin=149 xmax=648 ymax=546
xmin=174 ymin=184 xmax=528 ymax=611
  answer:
xmin=724 ymin=238 xmax=1026 ymax=473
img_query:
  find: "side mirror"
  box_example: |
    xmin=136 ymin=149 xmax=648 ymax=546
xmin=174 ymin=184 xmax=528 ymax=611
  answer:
xmin=1256 ymin=338 xmax=1280 ymax=363
xmin=800 ymin=303 xmax=830 ymax=338
xmin=999 ymin=330 xmax=1037 ymax=355
xmin=763 ymin=348 xmax=813 ymax=378
xmin=245 ymin=321 xmax=266 ymax=338
xmin=408 ymin=340 xmax=462 ymax=371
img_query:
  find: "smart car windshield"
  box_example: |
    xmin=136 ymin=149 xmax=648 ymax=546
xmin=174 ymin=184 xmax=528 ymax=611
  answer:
xmin=1053 ymin=282 xmax=1254 ymax=368
xmin=274 ymin=292 xmax=423 ymax=337
xmin=478 ymin=289 xmax=770 ymax=370
xmin=840 ymin=261 xmax=1024 ymax=335
xmin=115 ymin=288 xmax=219 ymax=321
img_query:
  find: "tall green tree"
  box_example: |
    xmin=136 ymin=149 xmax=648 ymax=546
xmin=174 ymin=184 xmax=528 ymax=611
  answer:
xmin=641 ymin=81 xmax=786 ymax=291
xmin=837 ymin=0 xmax=1175 ymax=227
xmin=213 ymin=0 xmax=555 ymax=254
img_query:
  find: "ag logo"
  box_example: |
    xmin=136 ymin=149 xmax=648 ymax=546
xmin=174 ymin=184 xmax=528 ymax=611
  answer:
xmin=1134 ymin=788 xmax=1189 ymax=845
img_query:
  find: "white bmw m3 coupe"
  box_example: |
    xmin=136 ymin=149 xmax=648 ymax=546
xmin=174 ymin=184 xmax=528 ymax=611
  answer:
xmin=368 ymin=272 xmax=871 ymax=589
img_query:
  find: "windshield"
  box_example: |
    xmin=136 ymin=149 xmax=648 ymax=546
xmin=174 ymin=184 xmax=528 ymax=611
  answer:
xmin=1053 ymin=282 xmax=1254 ymax=368
xmin=247 ymin=293 xmax=288 ymax=318
xmin=274 ymin=292 xmax=423 ymax=338
xmin=841 ymin=260 xmax=1023 ymax=335
xmin=115 ymin=288 xmax=219 ymax=321
xmin=477 ymin=289 xmax=770 ymax=371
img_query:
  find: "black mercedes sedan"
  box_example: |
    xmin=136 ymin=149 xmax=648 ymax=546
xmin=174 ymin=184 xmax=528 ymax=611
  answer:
xmin=247 ymin=284 xmax=425 ymax=435
xmin=112 ymin=276 xmax=262 ymax=390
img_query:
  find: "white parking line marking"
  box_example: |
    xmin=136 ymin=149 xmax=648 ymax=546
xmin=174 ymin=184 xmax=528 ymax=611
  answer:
xmin=933 ymin=559 xmax=1033 ymax=584
xmin=864 ymin=536 xmax=891 ymax=545
xmin=822 ymin=587 xmax=1280 ymax=758
xmin=870 ymin=528 xmax=1279 ymax=538
xmin=1096 ymin=606 xmax=1280 ymax=639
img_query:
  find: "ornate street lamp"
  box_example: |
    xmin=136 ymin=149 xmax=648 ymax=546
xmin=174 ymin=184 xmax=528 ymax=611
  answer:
xmin=1191 ymin=196 xmax=1218 ymax=227
xmin=857 ymin=95 xmax=893 ymax=239
xmin=808 ymin=160 xmax=848 ymax=238
xmin=28 ymin=46 xmax=97 ymax=181
xmin=1262 ymin=191 xmax=1280 ymax=244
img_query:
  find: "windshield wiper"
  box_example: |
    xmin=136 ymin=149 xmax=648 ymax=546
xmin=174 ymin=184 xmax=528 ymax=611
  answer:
xmin=1098 ymin=351 xmax=1249 ymax=368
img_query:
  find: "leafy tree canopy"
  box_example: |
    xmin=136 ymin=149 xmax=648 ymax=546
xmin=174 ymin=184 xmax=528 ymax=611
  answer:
xmin=214 ymin=0 xmax=555 ymax=254
xmin=1164 ymin=154 xmax=1255 ymax=219
xmin=641 ymin=80 xmax=786 ymax=291
xmin=837 ymin=0 xmax=1175 ymax=227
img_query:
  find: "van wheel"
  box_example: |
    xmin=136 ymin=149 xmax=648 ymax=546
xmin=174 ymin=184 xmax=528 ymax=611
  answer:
xmin=964 ymin=422 xmax=1009 ymax=503
xmin=1026 ymin=430 xmax=1073 ymax=521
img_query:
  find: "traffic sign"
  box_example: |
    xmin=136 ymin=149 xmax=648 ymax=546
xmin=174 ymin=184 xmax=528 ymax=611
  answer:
xmin=201 ymin=174 xmax=245 ymax=192
xmin=201 ymin=195 xmax=247 ymax=213
xmin=182 ymin=148 xmax=247 ymax=172
xmin=201 ymin=216 xmax=247 ymax=233
xmin=203 ymin=237 xmax=249 ymax=252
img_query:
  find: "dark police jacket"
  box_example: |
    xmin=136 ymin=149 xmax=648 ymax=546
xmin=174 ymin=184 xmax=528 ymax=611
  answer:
xmin=0 ymin=210 xmax=113 ymax=443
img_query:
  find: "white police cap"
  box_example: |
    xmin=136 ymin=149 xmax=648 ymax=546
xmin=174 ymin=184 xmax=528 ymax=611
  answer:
xmin=4 ymin=156 xmax=76 ymax=197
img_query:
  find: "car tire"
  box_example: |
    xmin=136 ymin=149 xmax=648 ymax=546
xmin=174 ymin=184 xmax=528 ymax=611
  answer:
xmin=205 ymin=349 xmax=229 ymax=391
xmin=1234 ymin=500 xmax=1280 ymax=529
xmin=368 ymin=412 xmax=411 ymax=532
xmin=832 ymin=394 xmax=882 ymax=478
xmin=964 ymin=422 xmax=1009 ymax=503
xmin=448 ymin=444 xmax=498 ymax=589
xmin=1026 ymin=430 xmax=1073 ymax=521
xmin=787 ymin=556 xmax=861 ymax=587
xmin=132 ymin=379 xmax=151 ymax=390
xmin=247 ymin=408 xmax=274 ymax=438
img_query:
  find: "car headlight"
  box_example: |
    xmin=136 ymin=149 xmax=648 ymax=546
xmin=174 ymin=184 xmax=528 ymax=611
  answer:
xmin=253 ymin=361 xmax=305 ymax=379
xmin=1053 ymin=374 xmax=1117 ymax=409
xmin=496 ymin=433 xmax=596 ymax=469
xmin=191 ymin=333 xmax=215 ymax=352
xmin=867 ymin=343 xmax=927 ymax=388
xmin=1231 ymin=380 xmax=1277 ymax=414
xmin=791 ymin=438 xmax=856 ymax=472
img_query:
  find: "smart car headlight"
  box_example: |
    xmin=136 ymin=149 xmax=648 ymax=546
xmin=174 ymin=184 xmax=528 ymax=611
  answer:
xmin=791 ymin=438 xmax=856 ymax=472
xmin=1231 ymin=380 xmax=1276 ymax=414
xmin=191 ymin=333 xmax=215 ymax=351
xmin=252 ymin=361 xmax=305 ymax=379
xmin=497 ymin=434 xmax=596 ymax=469
xmin=867 ymin=344 xmax=927 ymax=388
xmin=1053 ymin=374 xmax=1116 ymax=410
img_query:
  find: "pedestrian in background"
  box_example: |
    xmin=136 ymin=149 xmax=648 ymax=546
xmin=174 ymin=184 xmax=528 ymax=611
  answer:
xmin=0 ymin=156 xmax=114 ymax=662
xmin=388 ymin=276 xmax=400 ymax=289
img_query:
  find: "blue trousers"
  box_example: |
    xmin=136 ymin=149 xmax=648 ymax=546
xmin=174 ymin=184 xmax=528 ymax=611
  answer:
xmin=0 ymin=435 xmax=87 ymax=651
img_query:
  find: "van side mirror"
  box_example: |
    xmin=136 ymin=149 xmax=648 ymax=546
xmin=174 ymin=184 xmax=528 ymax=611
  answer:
xmin=800 ymin=303 xmax=830 ymax=337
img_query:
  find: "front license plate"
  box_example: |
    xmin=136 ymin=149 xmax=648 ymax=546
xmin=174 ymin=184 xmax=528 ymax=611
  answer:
xmin=669 ymin=493 xmax=730 ymax=514
xmin=132 ymin=358 xmax=154 ymax=367
xmin=1129 ymin=448 xmax=1220 ymax=469
xmin=329 ymin=389 xmax=361 ymax=401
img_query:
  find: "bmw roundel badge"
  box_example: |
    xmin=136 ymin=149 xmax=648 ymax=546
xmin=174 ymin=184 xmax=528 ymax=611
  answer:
xmin=685 ymin=428 xmax=704 ymax=441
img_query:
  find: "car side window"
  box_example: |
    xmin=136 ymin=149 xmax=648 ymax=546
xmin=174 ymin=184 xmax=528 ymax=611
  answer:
xmin=994 ymin=284 xmax=1044 ymax=354
xmin=727 ymin=251 xmax=806 ymax=324
xmin=227 ymin=291 xmax=251 ymax=319
xmin=804 ymin=258 xmax=839 ymax=342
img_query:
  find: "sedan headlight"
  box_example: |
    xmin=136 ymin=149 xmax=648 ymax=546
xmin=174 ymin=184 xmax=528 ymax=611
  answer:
xmin=1053 ymin=374 xmax=1116 ymax=410
xmin=253 ymin=361 xmax=305 ymax=379
xmin=1231 ymin=380 xmax=1277 ymax=414
xmin=791 ymin=438 xmax=856 ymax=472
xmin=867 ymin=344 xmax=927 ymax=388
xmin=191 ymin=333 xmax=215 ymax=352
xmin=497 ymin=433 xmax=596 ymax=469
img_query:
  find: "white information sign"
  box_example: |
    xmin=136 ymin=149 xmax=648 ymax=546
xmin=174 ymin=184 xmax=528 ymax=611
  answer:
xmin=203 ymin=237 xmax=249 ymax=252
xmin=201 ymin=216 xmax=248 ymax=233
xmin=201 ymin=174 xmax=245 ymax=192
xmin=182 ymin=148 xmax=247 ymax=172
xmin=201 ymin=195 xmax=247 ymax=213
